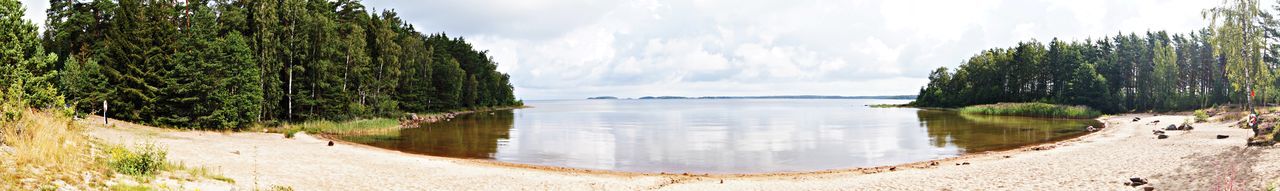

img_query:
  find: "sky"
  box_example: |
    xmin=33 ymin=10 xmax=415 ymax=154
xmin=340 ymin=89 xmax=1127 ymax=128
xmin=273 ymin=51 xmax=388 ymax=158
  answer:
xmin=19 ymin=0 xmax=1223 ymax=100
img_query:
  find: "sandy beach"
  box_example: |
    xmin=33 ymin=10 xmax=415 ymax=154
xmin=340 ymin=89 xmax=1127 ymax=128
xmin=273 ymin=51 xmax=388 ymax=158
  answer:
xmin=86 ymin=114 xmax=1280 ymax=190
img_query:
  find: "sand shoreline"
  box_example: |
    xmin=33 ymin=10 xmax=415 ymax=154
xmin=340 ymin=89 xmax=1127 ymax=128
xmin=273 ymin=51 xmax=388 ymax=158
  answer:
xmin=87 ymin=113 xmax=1280 ymax=190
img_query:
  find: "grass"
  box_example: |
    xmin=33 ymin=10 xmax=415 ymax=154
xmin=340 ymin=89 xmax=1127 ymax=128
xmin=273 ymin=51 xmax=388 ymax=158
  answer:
xmin=167 ymin=162 xmax=235 ymax=184
xmin=0 ymin=109 xmax=110 ymax=190
xmin=264 ymin=185 xmax=295 ymax=191
xmin=109 ymin=184 xmax=155 ymax=191
xmin=958 ymin=103 xmax=1102 ymax=119
xmin=1224 ymin=111 xmax=1249 ymax=123
xmin=279 ymin=118 xmax=401 ymax=137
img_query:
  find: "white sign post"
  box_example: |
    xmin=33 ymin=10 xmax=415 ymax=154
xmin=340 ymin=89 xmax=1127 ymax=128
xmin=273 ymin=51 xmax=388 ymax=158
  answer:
xmin=103 ymin=100 xmax=108 ymax=125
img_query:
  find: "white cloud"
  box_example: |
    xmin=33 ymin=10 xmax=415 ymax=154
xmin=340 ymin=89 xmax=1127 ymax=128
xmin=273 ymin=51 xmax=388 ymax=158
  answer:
xmin=18 ymin=0 xmax=1224 ymax=100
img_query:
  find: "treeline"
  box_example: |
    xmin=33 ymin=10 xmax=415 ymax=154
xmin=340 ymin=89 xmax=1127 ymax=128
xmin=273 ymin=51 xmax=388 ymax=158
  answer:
xmin=913 ymin=0 xmax=1280 ymax=113
xmin=914 ymin=31 xmax=1236 ymax=113
xmin=32 ymin=0 xmax=518 ymax=129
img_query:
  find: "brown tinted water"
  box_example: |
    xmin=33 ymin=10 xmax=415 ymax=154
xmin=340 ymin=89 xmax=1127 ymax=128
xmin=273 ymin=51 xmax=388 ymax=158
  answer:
xmin=339 ymin=99 xmax=1101 ymax=173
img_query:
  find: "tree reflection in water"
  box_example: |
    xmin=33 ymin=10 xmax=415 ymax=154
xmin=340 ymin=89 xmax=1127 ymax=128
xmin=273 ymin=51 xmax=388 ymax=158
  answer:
xmin=915 ymin=110 xmax=1101 ymax=153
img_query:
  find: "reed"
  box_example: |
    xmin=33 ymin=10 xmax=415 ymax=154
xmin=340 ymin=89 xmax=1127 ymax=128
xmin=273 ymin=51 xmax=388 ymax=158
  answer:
xmin=959 ymin=103 xmax=1102 ymax=119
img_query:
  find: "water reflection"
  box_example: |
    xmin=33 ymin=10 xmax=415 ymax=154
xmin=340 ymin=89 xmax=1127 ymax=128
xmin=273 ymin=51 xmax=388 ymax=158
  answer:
xmin=916 ymin=110 xmax=1100 ymax=152
xmin=340 ymin=99 xmax=1100 ymax=173
xmin=342 ymin=110 xmax=514 ymax=158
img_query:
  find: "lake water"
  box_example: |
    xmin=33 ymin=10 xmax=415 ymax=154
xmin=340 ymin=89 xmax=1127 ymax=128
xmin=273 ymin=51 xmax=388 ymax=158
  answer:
xmin=338 ymin=99 xmax=1101 ymax=173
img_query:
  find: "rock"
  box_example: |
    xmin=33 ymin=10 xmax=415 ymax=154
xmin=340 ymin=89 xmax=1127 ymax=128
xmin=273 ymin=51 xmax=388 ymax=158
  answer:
xmin=1217 ymin=135 xmax=1230 ymax=139
xmin=1128 ymin=177 xmax=1148 ymax=186
xmin=889 ymin=167 xmax=897 ymax=171
xmin=1157 ymin=134 xmax=1169 ymax=139
xmin=328 ymin=141 xmax=334 ymax=146
xmin=1247 ymin=138 xmax=1276 ymax=147
xmin=961 ymin=162 xmax=970 ymax=165
xmin=720 ymin=179 xmax=724 ymax=184
xmin=1003 ymin=155 xmax=1011 ymax=158
xmin=1143 ymin=186 xmax=1155 ymax=191
xmin=1133 ymin=117 xmax=1142 ymax=122
xmin=1086 ymin=125 xmax=1098 ymax=131
xmin=1153 ymin=130 xmax=1165 ymax=135
xmin=1166 ymin=124 xmax=1178 ymax=130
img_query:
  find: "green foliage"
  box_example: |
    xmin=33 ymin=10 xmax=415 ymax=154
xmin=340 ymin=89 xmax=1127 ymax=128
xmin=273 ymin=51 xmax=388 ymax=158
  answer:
xmin=915 ymin=30 xmax=1240 ymax=113
xmin=919 ymin=0 xmax=1280 ymax=113
xmin=1206 ymin=0 xmax=1272 ymax=111
xmin=37 ymin=0 xmax=520 ymax=129
xmin=959 ymin=103 xmax=1102 ymax=119
xmin=107 ymin=144 xmax=167 ymax=177
xmin=1 ymin=0 xmax=63 ymax=111
xmin=1194 ymin=109 xmax=1210 ymax=122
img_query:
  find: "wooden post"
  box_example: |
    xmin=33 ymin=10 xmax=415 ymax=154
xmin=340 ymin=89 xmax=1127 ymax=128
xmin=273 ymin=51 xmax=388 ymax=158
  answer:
xmin=103 ymin=100 xmax=108 ymax=125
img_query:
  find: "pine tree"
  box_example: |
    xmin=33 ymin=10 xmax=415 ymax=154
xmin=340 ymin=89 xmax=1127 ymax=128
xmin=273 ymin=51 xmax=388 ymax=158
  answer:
xmin=203 ymin=33 xmax=261 ymax=129
xmin=1 ymin=0 xmax=63 ymax=109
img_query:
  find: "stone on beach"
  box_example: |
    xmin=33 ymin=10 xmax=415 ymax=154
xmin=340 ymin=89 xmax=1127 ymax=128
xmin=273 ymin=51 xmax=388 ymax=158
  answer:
xmin=1125 ymin=177 xmax=1147 ymax=186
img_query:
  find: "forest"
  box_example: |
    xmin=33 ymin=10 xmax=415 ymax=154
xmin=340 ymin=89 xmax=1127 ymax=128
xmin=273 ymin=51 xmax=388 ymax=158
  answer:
xmin=4 ymin=0 xmax=520 ymax=129
xmin=913 ymin=0 xmax=1279 ymax=113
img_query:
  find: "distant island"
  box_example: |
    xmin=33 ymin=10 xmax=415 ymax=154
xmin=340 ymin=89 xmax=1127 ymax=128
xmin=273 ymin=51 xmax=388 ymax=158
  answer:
xmin=589 ymin=95 xmax=917 ymax=100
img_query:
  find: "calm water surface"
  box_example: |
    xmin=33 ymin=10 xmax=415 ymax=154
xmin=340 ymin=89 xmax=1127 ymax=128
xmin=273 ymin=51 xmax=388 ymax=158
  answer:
xmin=340 ymin=99 xmax=1100 ymax=173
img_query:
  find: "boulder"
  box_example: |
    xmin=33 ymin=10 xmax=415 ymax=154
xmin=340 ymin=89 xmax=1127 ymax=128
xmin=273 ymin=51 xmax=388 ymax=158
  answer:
xmin=1217 ymin=135 xmax=1230 ymax=139
xmin=1157 ymin=134 xmax=1169 ymax=139
xmin=1127 ymin=177 xmax=1148 ymax=186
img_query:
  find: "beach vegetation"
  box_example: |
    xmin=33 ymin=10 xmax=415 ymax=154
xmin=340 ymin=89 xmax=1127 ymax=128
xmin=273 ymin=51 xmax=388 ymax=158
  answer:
xmin=1195 ymin=109 xmax=1210 ymax=122
xmin=958 ymin=103 xmax=1102 ymax=119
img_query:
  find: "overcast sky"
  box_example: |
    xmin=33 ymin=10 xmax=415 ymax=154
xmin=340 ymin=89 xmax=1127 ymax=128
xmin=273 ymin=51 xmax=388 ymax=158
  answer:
xmin=20 ymin=0 xmax=1224 ymax=100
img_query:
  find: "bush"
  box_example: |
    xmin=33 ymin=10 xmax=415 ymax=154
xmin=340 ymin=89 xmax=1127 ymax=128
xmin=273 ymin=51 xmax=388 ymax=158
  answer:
xmin=108 ymin=144 xmax=167 ymax=176
xmin=959 ymin=103 xmax=1102 ymax=119
xmin=1194 ymin=109 xmax=1209 ymax=122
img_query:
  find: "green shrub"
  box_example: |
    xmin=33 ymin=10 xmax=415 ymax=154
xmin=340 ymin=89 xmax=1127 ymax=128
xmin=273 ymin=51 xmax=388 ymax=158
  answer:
xmin=1194 ymin=109 xmax=1209 ymax=122
xmin=959 ymin=103 xmax=1101 ymax=119
xmin=108 ymin=144 xmax=167 ymax=176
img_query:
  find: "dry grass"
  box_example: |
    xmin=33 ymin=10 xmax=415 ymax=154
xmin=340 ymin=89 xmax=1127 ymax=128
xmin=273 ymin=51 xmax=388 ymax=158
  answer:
xmin=0 ymin=109 xmax=110 ymax=190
